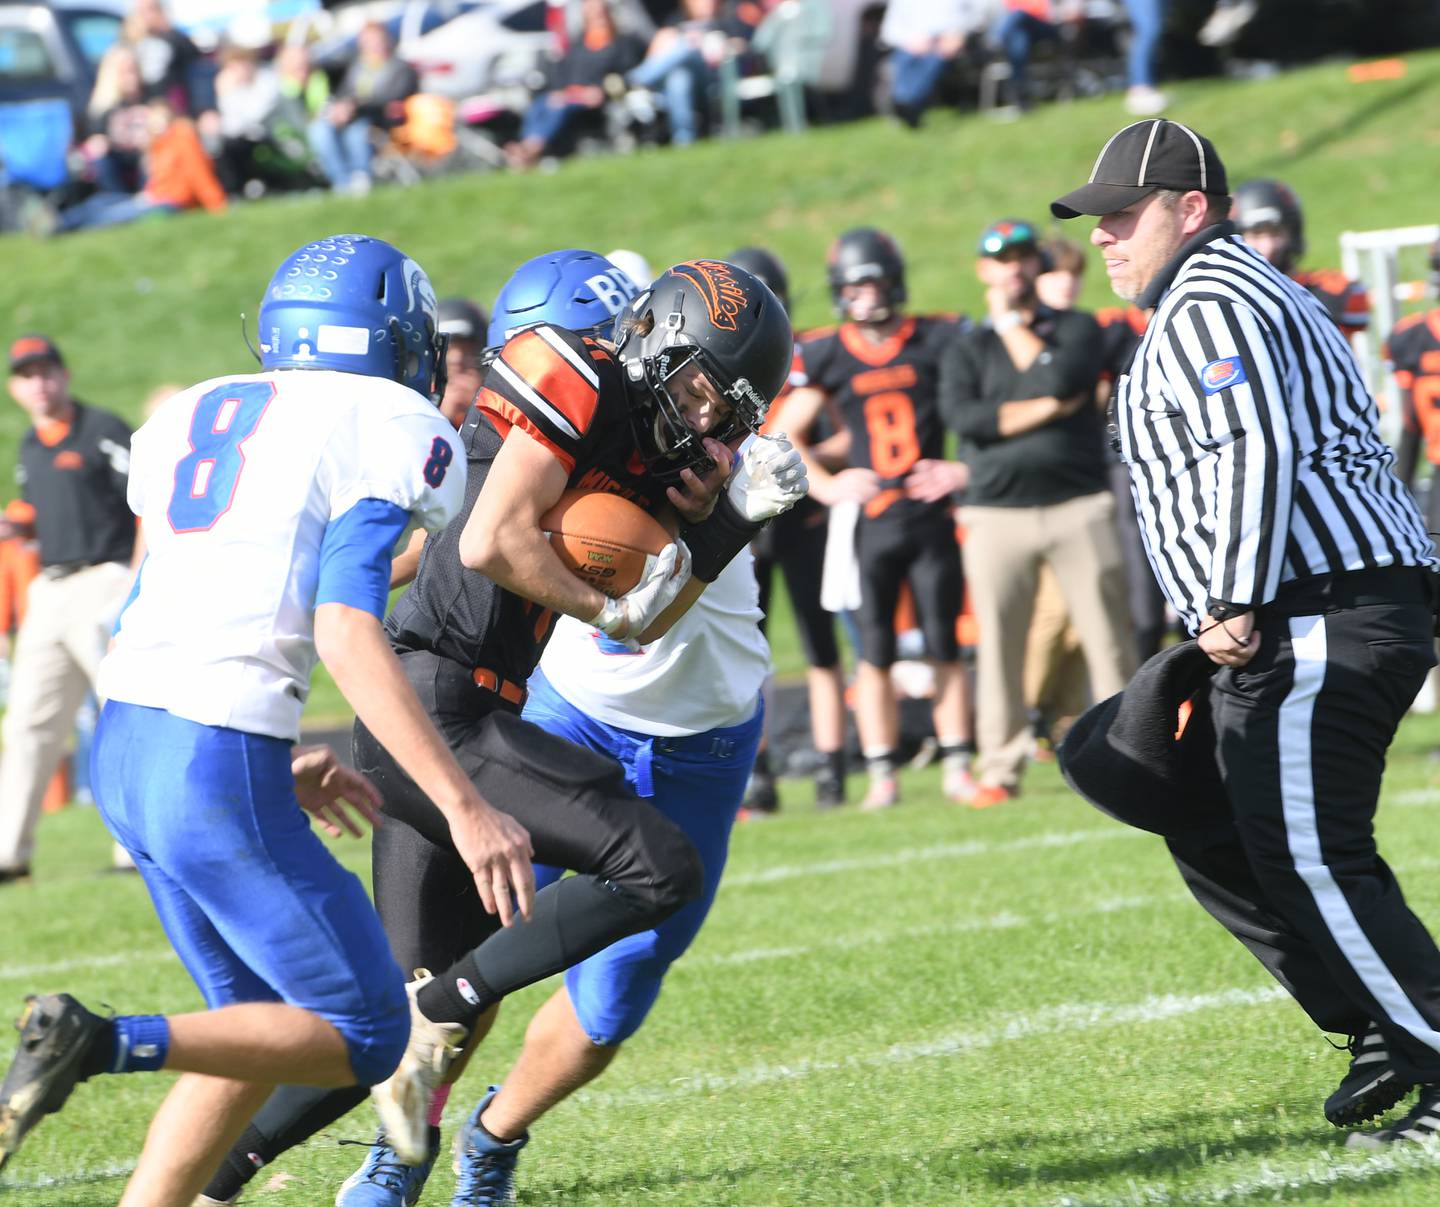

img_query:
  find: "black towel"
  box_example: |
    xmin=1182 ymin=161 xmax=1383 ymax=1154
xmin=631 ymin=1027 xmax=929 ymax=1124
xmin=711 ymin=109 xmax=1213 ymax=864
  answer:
xmin=1057 ymin=640 xmax=1225 ymax=834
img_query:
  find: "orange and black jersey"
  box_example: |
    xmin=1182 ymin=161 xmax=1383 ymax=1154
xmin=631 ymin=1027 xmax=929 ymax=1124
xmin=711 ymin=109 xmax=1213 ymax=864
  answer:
xmin=1293 ymin=268 xmax=1369 ymax=340
xmin=1388 ymin=308 xmax=1440 ymax=468
xmin=387 ymin=324 xmax=668 ymax=689
xmin=793 ymin=316 xmax=964 ymax=521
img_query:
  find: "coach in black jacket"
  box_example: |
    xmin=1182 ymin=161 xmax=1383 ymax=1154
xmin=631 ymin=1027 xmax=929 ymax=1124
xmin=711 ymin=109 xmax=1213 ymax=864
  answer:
xmin=1051 ymin=119 xmax=1440 ymax=1147
xmin=940 ymin=219 xmax=1135 ymax=805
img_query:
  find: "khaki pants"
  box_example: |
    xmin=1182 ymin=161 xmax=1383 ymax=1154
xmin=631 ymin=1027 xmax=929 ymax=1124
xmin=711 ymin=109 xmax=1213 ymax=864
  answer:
xmin=964 ymin=492 xmax=1136 ymax=790
xmin=0 ymin=561 xmax=132 ymax=870
xmin=1024 ymin=563 xmax=1089 ymax=734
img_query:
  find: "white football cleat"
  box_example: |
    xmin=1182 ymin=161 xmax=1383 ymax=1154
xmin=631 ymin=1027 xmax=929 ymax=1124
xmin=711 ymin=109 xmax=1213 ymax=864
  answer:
xmin=369 ymin=971 xmax=467 ymax=1166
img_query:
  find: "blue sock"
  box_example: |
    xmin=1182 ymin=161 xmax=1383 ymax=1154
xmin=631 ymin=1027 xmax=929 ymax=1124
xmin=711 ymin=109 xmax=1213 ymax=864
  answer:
xmin=108 ymin=1015 xmax=170 ymax=1073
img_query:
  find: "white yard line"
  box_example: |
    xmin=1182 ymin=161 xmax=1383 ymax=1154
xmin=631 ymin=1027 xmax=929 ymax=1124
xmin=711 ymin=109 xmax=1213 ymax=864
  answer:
xmin=723 ymin=826 xmax=1144 ymax=888
xmin=576 ymin=985 xmax=1289 ymax=1108
xmin=0 ymin=1158 xmax=137 ymax=1192
xmin=0 ymin=948 xmax=177 ymax=982
xmin=1389 ymin=787 xmax=1440 ymax=807
xmin=1049 ymin=1142 xmax=1440 ymax=1205
xmin=688 ymin=895 xmax=1187 ymax=968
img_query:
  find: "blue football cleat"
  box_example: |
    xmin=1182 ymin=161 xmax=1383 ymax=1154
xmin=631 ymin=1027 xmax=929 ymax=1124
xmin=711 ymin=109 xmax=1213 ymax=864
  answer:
xmin=335 ymin=1128 xmax=439 ymax=1206
xmin=451 ymin=1088 xmax=527 ymax=1206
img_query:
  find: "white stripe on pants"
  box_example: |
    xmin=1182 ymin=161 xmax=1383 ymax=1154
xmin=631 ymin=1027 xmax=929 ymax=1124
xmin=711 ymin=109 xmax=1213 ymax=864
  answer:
xmin=0 ymin=561 xmax=132 ymax=870
xmin=1280 ymin=613 xmax=1440 ymax=1058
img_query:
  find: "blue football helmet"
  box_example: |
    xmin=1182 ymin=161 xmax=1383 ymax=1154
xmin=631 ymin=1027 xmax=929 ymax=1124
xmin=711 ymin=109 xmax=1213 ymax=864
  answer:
xmin=487 ymin=249 xmax=640 ymax=349
xmin=258 ymin=234 xmax=446 ymax=400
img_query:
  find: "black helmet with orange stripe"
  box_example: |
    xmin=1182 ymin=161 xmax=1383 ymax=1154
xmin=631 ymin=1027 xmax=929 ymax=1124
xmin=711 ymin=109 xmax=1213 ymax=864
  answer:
xmin=1232 ymin=179 xmax=1305 ymax=272
xmin=613 ymin=260 xmax=793 ymax=483
xmin=725 ymin=246 xmax=791 ymax=313
xmin=827 ymin=227 xmax=906 ymax=323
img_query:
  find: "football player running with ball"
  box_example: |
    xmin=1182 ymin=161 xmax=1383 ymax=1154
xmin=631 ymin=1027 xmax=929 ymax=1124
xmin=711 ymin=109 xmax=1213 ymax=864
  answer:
xmin=340 ymin=254 xmax=803 ymax=1205
xmin=197 ymin=251 xmax=806 ymax=1205
xmin=0 ymin=235 xmax=537 ymax=1207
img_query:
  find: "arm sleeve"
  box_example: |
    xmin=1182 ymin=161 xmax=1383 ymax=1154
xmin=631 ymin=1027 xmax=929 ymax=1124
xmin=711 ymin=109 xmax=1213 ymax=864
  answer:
xmin=939 ymin=333 xmax=1000 ymax=444
xmin=1158 ymin=299 xmax=1296 ymax=614
xmin=316 ymin=498 xmax=412 ymax=618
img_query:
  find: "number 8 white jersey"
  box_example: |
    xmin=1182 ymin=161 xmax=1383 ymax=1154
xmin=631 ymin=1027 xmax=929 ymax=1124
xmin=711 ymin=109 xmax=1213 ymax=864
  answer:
xmin=101 ymin=369 xmax=465 ymax=741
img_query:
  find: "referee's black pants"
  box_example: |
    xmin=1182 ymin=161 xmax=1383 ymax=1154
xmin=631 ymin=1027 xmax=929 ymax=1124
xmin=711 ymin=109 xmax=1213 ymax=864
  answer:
xmin=1166 ymin=586 xmax=1440 ymax=1083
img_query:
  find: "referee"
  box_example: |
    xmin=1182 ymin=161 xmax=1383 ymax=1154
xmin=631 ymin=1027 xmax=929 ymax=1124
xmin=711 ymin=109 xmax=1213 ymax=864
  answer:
xmin=0 ymin=335 xmax=137 ymax=883
xmin=1052 ymin=120 xmax=1440 ymax=1146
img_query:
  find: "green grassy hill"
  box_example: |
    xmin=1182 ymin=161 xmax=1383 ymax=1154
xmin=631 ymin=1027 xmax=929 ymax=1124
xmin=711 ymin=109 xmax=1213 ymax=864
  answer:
xmin=5 ymin=48 xmax=1437 ymax=460
xmin=3 ymin=49 xmax=1437 ymax=714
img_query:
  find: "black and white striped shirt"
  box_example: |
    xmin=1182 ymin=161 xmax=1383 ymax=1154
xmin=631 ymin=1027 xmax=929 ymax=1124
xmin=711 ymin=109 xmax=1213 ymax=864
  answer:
xmin=1115 ymin=222 xmax=1436 ymax=634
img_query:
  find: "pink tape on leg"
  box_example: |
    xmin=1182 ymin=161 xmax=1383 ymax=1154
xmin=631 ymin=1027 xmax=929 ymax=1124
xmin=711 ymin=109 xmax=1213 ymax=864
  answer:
xmin=428 ymin=1083 xmax=453 ymax=1128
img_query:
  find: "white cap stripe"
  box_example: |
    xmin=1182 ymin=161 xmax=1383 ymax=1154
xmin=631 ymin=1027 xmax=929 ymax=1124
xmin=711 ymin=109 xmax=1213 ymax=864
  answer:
xmin=1136 ymin=120 xmax=1162 ymax=186
xmin=1169 ymin=121 xmax=1208 ymax=191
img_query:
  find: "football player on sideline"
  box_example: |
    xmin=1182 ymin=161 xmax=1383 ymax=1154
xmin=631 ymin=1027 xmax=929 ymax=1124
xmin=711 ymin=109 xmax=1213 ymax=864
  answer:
xmin=1231 ymin=178 xmax=1370 ymax=342
xmin=0 ymin=235 xmax=537 ymax=1207
xmin=197 ymin=251 xmax=804 ymax=1205
xmin=732 ymin=245 xmax=855 ymax=812
xmin=1389 ymin=238 xmax=1440 ymax=528
xmin=778 ymin=227 xmax=974 ymax=811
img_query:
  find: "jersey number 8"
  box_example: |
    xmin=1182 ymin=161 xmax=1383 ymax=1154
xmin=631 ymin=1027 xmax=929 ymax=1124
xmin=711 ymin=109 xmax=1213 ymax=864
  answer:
xmin=168 ymin=381 xmax=275 ymax=533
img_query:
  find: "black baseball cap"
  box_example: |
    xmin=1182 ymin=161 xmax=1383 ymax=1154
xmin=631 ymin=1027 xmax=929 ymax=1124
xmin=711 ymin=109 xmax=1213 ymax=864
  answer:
xmin=1051 ymin=120 xmax=1229 ymax=219
xmin=8 ymin=334 xmax=63 ymax=372
xmin=977 ymin=219 xmax=1041 ymax=258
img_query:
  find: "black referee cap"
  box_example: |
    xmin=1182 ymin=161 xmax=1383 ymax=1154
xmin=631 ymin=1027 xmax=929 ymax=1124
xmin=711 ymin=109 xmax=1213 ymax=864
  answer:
xmin=1051 ymin=120 xmax=1229 ymax=219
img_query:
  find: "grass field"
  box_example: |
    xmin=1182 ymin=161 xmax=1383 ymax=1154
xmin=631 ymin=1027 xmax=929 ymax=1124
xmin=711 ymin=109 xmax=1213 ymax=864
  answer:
xmin=5 ymin=713 xmax=1440 ymax=1205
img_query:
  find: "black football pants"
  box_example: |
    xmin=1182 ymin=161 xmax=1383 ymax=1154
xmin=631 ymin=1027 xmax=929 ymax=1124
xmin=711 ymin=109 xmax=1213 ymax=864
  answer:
xmin=201 ymin=648 xmax=702 ymax=1195
xmin=1153 ymin=594 xmax=1440 ymax=1082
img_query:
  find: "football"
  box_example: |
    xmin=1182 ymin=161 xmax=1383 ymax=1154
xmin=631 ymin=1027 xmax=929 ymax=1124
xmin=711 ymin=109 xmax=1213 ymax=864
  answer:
xmin=540 ymin=489 xmax=671 ymax=598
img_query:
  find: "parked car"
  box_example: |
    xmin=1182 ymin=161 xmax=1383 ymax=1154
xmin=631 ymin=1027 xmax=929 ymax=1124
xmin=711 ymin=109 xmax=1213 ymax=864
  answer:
xmin=399 ymin=0 xmax=553 ymax=101
xmin=298 ymin=0 xmax=490 ymax=75
xmin=0 ymin=0 xmax=124 ymax=122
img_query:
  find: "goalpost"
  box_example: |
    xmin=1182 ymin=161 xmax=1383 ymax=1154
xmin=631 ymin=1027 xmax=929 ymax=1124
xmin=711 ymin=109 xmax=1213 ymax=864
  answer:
xmin=1337 ymin=224 xmax=1440 ymax=709
xmin=1338 ymin=222 xmax=1440 ymax=446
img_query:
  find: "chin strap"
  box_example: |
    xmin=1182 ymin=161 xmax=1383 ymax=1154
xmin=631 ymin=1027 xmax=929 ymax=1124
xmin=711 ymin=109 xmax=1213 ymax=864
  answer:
xmin=240 ymin=313 xmax=261 ymax=365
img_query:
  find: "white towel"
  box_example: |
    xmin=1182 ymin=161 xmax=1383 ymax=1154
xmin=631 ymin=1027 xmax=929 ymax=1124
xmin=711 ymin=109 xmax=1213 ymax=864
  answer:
xmin=820 ymin=499 xmax=862 ymax=614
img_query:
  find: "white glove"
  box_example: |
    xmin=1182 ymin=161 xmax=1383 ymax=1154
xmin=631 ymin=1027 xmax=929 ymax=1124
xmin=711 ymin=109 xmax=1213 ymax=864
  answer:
xmin=588 ymin=539 xmax=692 ymax=643
xmin=727 ymin=434 xmax=809 ymax=522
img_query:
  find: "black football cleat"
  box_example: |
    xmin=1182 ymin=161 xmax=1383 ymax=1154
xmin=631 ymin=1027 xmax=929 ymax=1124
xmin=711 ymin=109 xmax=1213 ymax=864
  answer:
xmin=1325 ymin=1022 xmax=1413 ymax=1128
xmin=1346 ymin=1084 xmax=1440 ymax=1149
xmin=0 ymin=994 xmax=106 ymax=1171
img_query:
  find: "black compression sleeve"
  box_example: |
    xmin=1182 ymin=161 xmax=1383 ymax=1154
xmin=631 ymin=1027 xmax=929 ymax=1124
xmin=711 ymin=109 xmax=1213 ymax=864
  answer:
xmin=200 ymin=1085 xmax=369 ymax=1200
xmin=681 ymin=493 xmax=768 ymax=583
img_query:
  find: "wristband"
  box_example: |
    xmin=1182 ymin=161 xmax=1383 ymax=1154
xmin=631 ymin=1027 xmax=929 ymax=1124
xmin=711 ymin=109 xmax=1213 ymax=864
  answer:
xmin=680 ymin=492 xmax=767 ymax=583
xmin=992 ymin=310 xmax=1025 ymax=334
xmin=587 ymin=596 xmax=626 ymax=637
xmin=1205 ymin=598 xmax=1250 ymax=621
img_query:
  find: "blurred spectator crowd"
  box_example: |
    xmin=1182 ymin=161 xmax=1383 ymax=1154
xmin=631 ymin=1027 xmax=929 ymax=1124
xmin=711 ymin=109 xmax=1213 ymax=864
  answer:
xmin=2 ymin=0 xmax=1437 ymax=234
